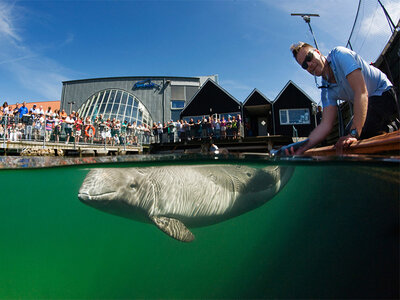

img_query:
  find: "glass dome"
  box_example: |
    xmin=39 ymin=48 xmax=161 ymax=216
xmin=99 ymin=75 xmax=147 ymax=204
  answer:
xmin=77 ymin=89 xmax=153 ymax=125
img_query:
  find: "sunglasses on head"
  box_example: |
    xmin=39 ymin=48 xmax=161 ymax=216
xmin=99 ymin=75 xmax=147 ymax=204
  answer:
xmin=301 ymin=50 xmax=314 ymax=70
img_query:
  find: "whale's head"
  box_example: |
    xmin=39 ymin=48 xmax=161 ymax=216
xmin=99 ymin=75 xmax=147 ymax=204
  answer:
xmin=78 ymin=168 xmax=153 ymax=219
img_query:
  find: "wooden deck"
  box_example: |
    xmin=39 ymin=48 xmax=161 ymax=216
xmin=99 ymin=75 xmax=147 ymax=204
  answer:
xmin=150 ymin=135 xmax=294 ymax=154
xmin=0 ymin=140 xmax=143 ymax=156
xmin=305 ymin=130 xmax=400 ymax=156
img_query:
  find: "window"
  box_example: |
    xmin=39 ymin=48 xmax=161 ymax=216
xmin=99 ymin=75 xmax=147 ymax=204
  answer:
xmin=76 ymin=88 xmax=152 ymax=125
xmin=279 ymin=109 xmax=310 ymax=125
xmin=171 ymin=100 xmax=185 ymax=109
xmin=171 ymin=86 xmax=185 ymax=100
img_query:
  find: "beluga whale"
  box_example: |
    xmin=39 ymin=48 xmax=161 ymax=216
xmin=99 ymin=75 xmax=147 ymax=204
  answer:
xmin=78 ymin=164 xmax=294 ymax=242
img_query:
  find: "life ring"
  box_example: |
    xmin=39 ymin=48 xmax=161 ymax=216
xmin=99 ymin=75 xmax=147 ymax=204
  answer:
xmin=84 ymin=125 xmax=96 ymax=137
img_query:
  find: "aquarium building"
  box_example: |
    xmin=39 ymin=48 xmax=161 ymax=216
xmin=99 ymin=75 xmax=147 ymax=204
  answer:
xmin=61 ymin=75 xmax=218 ymax=126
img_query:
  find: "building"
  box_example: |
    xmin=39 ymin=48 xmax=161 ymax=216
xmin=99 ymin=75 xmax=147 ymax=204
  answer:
xmin=180 ymin=78 xmax=242 ymax=120
xmin=242 ymin=88 xmax=273 ymax=137
xmin=272 ymin=80 xmax=317 ymax=137
xmin=60 ymin=74 xmax=318 ymax=139
xmin=60 ymin=75 xmax=218 ymax=126
xmin=180 ymin=79 xmax=316 ymax=138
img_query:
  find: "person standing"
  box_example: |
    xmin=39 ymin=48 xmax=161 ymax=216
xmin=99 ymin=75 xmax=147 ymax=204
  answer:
xmin=64 ymin=113 xmax=75 ymax=144
xmin=18 ymin=102 xmax=28 ymax=120
xmin=45 ymin=115 xmax=55 ymax=142
xmin=74 ymin=116 xmax=83 ymax=144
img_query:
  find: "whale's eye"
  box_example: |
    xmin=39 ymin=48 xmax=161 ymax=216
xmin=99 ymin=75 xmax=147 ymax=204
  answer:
xmin=130 ymin=183 xmax=137 ymax=189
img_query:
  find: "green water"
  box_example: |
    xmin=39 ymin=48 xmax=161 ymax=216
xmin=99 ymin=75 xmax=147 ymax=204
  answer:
xmin=0 ymin=157 xmax=398 ymax=299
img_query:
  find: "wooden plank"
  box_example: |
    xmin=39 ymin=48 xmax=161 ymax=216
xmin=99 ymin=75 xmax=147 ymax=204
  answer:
xmin=304 ymin=130 xmax=400 ymax=156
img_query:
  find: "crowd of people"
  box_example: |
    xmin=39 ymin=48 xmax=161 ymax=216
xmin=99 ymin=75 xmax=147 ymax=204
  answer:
xmin=0 ymin=101 xmax=242 ymax=145
xmin=152 ymin=114 xmax=242 ymax=143
xmin=0 ymin=101 xmax=151 ymax=145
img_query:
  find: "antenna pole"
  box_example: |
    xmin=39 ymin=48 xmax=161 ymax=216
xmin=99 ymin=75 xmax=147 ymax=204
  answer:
xmin=291 ymin=13 xmax=320 ymax=50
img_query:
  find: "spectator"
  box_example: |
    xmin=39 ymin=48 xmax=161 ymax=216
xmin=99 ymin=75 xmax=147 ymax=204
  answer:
xmin=168 ymin=120 xmax=175 ymax=143
xmin=215 ymin=118 xmax=221 ymax=139
xmin=232 ymin=116 xmax=238 ymax=139
xmin=194 ymin=119 xmax=201 ymax=140
xmin=18 ymin=102 xmax=28 ymax=120
xmin=45 ymin=106 xmax=53 ymax=118
xmin=54 ymin=115 xmax=62 ymax=143
xmin=157 ymin=122 xmax=163 ymax=143
xmin=143 ymin=123 xmax=151 ymax=144
xmin=99 ymin=119 xmax=107 ymax=143
xmin=132 ymin=121 xmax=138 ymax=144
xmin=24 ymin=111 xmax=34 ymax=140
xmin=221 ymin=117 xmax=227 ymax=139
xmin=121 ymin=120 xmax=128 ymax=144
xmin=189 ymin=118 xmax=195 ymax=140
xmin=60 ymin=109 xmax=68 ymax=120
xmin=45 ymin=115 xmax=55 ymax=141
xmin=30 ymin=104 xmax=37 ymax=115
xmin=2 ymin=102 xmax=10 ymax=116
xmin=13 ymin=103 xmax=20 ymax=120
xmin=74 ymin=116 xmax=83 ymax=144
xmin=37 ymin=105 xmax=44 ymax=115
xmin=64 ymin=113 xmax=75 ymax=144
xmin=184 ymin=120 xmax=190 ymax=141
xmin=152 ymin=122 xmax=158 ymax=143
xmin=175 ymin=120 xmax=182 ymax=142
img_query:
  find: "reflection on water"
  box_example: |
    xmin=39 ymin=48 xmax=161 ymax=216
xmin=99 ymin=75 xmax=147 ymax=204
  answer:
xmin=0 ymin=155 xmax=398 ymax=299
xmin=78 ymin=165 xmax=294 ymax=242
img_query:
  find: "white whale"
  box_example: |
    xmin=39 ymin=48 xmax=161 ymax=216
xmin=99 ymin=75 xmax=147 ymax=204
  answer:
xmin=78 ymin=165 xmax=293 ymax=242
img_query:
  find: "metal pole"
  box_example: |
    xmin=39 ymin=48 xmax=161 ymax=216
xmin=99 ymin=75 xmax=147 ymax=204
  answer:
xmin=377 ymin=0 xmax=396 ymax=33
xmin=68 ymin=101 xmax=75 ymax=115
xmin=291 ymin=13 xmax=320 ymax=49
xmin=306 ymin=18 xmax=319 ymax=50
xmin=43 ymin=118 xmax=46 ymax=149
xmin=162 ymin=79 xmax=165 ymax=124
xmin=3 ymin=115 xmax=7 ymax=148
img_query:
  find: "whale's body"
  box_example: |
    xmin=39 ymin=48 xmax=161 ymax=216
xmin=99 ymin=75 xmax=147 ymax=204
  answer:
xmin=78 ymin=165 xmax=293 ymax=242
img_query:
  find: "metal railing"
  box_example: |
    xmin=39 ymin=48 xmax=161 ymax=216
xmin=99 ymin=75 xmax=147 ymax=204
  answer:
xmin=0 ymin=115 xmax=244 ymax=148
xmin=0 ymin=115 xmax=149 ymax=148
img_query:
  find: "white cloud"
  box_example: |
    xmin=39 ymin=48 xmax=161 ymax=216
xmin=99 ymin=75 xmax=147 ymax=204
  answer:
xmin=10 ymin=57 xmax=68 ymax=100
xmin=0 ymin=1 xmax=21 ymax=42
xmin=0 ymin=0 xmax=72 ymax=102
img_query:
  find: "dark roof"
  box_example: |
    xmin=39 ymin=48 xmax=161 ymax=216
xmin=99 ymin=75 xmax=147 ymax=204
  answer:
xmin=243 ymin=88 xmax=272 ymax=106
xmin=180 ymin=79 xmax=241 ymax=117
xmin=274 ymin=80 xmax=315 ymax=104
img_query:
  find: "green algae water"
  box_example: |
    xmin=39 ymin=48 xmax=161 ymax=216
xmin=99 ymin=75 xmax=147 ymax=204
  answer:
xmin=0 ymin=154 xmax=398 ymax=299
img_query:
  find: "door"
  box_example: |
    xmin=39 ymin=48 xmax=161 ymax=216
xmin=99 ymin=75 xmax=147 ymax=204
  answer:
xmin=258 ymin=117 xmax=268 ymax=136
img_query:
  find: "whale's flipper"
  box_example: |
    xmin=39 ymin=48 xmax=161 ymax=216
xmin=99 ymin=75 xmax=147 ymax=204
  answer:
xmin=150 ymin=216 xmax=195 ymax=242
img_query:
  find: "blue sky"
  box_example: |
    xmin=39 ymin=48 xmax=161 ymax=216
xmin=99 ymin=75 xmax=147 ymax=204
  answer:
xmin=0 ymin=0 xmax=398 ymax=105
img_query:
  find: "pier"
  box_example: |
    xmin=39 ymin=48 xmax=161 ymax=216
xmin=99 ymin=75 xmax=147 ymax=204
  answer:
xmin=0 ymin=135 xmax=294 ymax=156
xmin=0 ymin=140 xmax=143 ymax=156
xmin=150 ymin=135 xmax=294 ymax=154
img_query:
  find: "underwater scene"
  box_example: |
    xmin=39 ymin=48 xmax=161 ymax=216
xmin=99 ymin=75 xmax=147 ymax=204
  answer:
xmin=0 ymin=154 xmax=398 ymax=299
